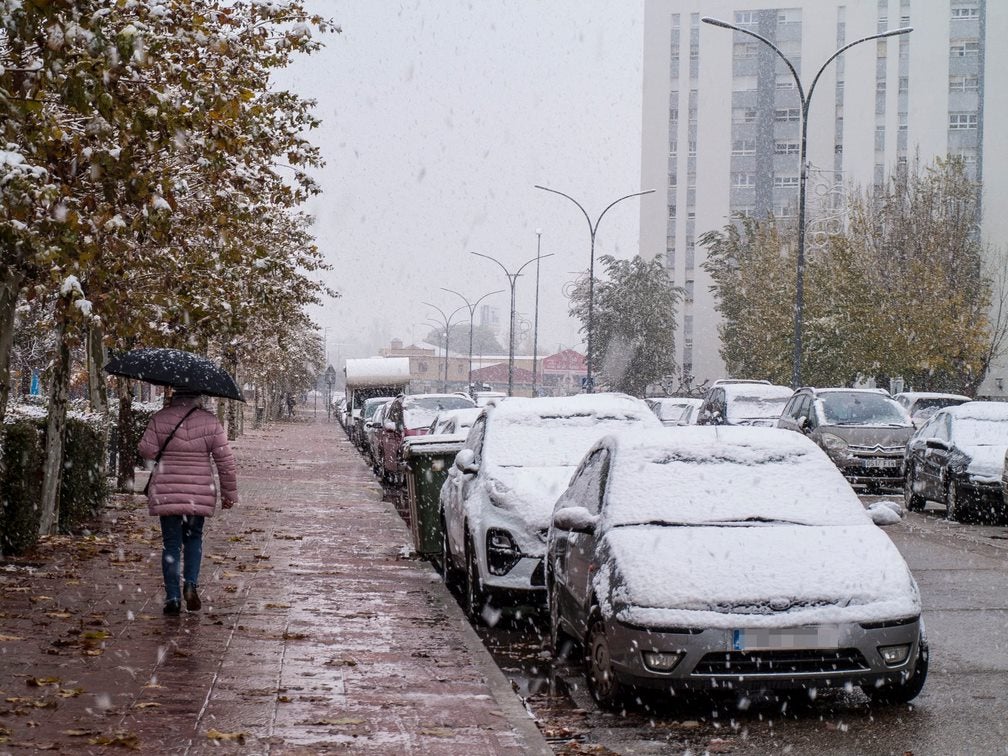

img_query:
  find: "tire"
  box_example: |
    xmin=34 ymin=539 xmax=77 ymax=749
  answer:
xmin=945 ymin=479 xmax=969 ymax=523
xmin=547 ymin=572 xmax=580 ymax=663
xmin=464 ymin=534 xmax=486 ymax=623
xmin=585 ymin=612 xmax=626 ymax=710
xmin=904 ymin=464 xmax=926 ymax=512
xmin=864 ymin=632 xmax=929 ymax=705
xmin=440 ymin=516 xmax=460 ymax=589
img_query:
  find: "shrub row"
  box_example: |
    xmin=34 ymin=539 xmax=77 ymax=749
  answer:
xmin=0 ymin=404 xmax=156 ymax=557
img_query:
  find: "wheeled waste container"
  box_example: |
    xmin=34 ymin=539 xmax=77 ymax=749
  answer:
xmin=402 ymin=435 xmax=466 ymax=556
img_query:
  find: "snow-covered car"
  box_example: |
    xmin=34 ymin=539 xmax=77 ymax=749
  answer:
xmin=439 ymin=393 xmax=662 ymax=620
xmin=547 ymin=427 xmax=927 ymax=709
xmin=647 ymin=397 xmax=703 ymax=426
xmin=894 ymin=391 xmax=971 ymax=428
xmin=364 ymin=400 xmax=393 ymax=474
xmin=427 ymin=407 xmax=482 ymax=437
xmin=696 ymin=382 xmax=793 ymax=427
xmin=378 ymin=393 xmax=476 ymax=483
xmin=779 ymin=388 xmax=914 ymax=490
xmin=904 ymin=401 xmax=1008 ymax=523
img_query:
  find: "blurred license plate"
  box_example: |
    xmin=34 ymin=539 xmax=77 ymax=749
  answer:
xmin=732 ymin=626 xmax=840 ymax=651
xmin=862 ymin=457 xmax=900 ymax=468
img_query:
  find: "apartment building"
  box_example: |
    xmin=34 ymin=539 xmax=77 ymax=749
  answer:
xmin=640 ymin=0 xmax=1007 ymax=393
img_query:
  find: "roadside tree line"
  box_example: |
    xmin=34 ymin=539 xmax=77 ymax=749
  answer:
xmin=0 ymin=1 xmax=337 ymax=535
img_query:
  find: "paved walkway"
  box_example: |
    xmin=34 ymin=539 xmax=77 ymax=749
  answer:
xmin=0 ymin=414 xmax=550 ymax=754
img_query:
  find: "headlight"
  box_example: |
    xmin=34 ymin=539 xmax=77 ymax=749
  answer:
xmin=486 ymin=478 xmax=512 ymax=508
xmin=820 ymin=433 xmax=849 ymax=454
xmin=878 ymin=644 xmax=911 ymax=666
xmin=486 ymin=528 xmax=522 ymax=575
xmin=642 ymin=650 xmax=684 ymax=672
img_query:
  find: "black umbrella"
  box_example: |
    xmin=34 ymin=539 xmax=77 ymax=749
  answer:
xmin=104 ymin=348 xmax=245 ymax=402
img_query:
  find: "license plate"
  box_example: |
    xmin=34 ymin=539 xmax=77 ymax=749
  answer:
xmin=862 ymin=457 xmax=900 ymax=468
xmin=731 ymin=626 xmax=841 ymax=652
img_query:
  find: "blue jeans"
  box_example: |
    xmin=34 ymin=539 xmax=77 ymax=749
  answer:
xmin=160 ymin=515 xmax=205 ymax=602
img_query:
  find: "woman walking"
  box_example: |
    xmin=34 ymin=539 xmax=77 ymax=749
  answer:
xmin=138 ymin=389 xmax=239 ymax=615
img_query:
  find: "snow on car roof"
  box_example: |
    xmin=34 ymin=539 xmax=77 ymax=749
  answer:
xmin=601 ymin=426 xmax=869 ymax=528
xmin=896 ymin=391 xmax=971 ymax=401
xmin=486 ymin=393 xmax=662 ymax=469
xmin=945 ymin=400 xmax=1008 ymax=421
xmin=721 ymin=383 xmax=793 ymax=400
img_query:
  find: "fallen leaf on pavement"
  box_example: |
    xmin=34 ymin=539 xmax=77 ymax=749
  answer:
xmin=311 ymin=717 xmax=365 ymax=726
xmin=420 ymin=727 xmax=454 ymax=737
xmin=206 ymin=729 xmax=246 ymax=744
xmin=0 ymin=634 xmax=23 ymax=642
xmin=26 ymin=677 xmax=61 ymax=687
xmin=87 ymin=732 xmax=140 ymax=749
xmin=62 ymin=729 xmax=101 ymax=737
xmin=132 ymin=702 xmax=160 ymax=709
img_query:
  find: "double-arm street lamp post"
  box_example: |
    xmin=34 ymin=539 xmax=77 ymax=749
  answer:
xmin=471 ymin=250 xmax=555 ymax=397
xmin=441 ymin=287 xmax=503 ymax=394
xmin=423 ymin=302 xmax=467 ymax=392
xmin=534 ymin=185 xmax=654 ymax=392
xmin=701 ymin=16 xmax=912 ymax=388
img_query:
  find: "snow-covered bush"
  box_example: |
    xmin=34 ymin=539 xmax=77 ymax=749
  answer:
xmin=0 ymin=421 xmax=44 ymax=556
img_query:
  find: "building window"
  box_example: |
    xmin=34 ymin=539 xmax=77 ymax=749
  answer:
xmin=731 ymin=139 xmax=756 ymax=155
xmin=669 ymin=107 xmax=679 ymax=122
xmin=773 ymin=175 xmax=799 ymax=188
xmin=950 ymin=40 xmax=980 ymax=57
xmin=669 ymin=173 xmax=677 ymax=187
xmin=898 ymin=76 xmax=909 ymax=92
xmin=876 ymin=79 xmax=887 ymax=93
xmin=732 ymin=172 xmax=756 ymax=188
xmin=735 ymin=10 xmax=758 ymax=25
xmin=733 ymin=42 xmax=760 ymax=58
xmin=734 ymin=75 xmax=758 ymax=91
xmin=688 ymin=140 xmax=697 ymax=155
xmin=776 ymin=76 xmax=796 ymax=90
xmin=949 ymin=112 xmax=978 ymax=130
xmin=949 ymin=75 xmax=979 ymax=91
xmin=778 ymin=9 xmax=800 ymax=25
xmin=668 ymin=204 xmax=677 ymax=218
xmin=733 ymin=108 xmax=758 ymax=124
xmin=951 ymin=7 xmax=980 ymax=20
xmin=775 ymin=108 xmax=801 ymax=122
xmin=774 ymin=141 xmax=800 ymax=155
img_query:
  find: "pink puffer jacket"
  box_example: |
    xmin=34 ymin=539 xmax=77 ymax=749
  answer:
xmin=138 ymin=396 xmax=239 ymax=517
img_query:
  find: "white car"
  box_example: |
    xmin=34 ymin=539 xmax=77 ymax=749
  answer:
xmin=647 ymin=396 xmax=703 ymax=426
xmin=547 ymin=427 xmax=927 ymax=708
xmin=439 ymin=393 xmax=662 ymax=621
xmin=428 ymin=407 xmax=482 ymax=437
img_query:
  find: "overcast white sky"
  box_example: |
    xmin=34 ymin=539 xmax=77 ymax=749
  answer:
xmin=274 ymin=1 xmax=648 ymax=365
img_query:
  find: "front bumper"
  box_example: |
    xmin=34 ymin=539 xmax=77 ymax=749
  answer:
xmin=604 ymin=615 xmax=922 ymax=692
xmin=833 ymin=452 xmax=905 ymax=487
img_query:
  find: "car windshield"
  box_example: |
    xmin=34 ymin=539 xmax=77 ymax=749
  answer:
xmin=951 ymin=418 xmax=1008 ymax=446
xmin=726 ymin=395 xmax=789 ymax=421
xmin=914 ymin=397 xmax=967 ymax=412
xmin=403 ymin=395 xmax=475 ymax=429
xmin=604 ymin=429 xmax=869 ymax=528
xmin=819 ymin=392 xmax=909 ymax=426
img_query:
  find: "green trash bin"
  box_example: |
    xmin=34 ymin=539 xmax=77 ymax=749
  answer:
xmin=403 ymin=435 xmax=466 ymax=557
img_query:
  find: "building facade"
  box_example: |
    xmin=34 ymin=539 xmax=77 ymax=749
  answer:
xmin=641 ymin=0 xmax=1007 ymax=392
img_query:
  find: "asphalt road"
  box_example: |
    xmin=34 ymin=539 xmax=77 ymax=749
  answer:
xmin=474 ymin=496 xmax=1008 ymax=755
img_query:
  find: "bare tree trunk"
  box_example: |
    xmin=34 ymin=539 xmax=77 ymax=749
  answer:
xmin=38 ymin=311 xmax=71 ymax=535
xmin=0 ymin=268 xmax=25 ymax=425
xmin=116 ymin=381 xmax=136 ymax=493
xmin=86 ymin=322 xmax=108 ymax=414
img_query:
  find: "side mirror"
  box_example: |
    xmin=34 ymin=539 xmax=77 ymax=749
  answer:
xmin=383 ymin=420 xmax=396 ymax=432
xmin=454 ymin=448 xmax=479 ymax=475
xmin=797 ymin=415 xmax=809 ymax=432
xmin=925 ymin=438 xmax=948 ymax=451
xmin=552 ymin=506 xmax=599 ymax=534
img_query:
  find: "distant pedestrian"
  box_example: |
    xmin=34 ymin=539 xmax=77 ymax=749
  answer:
xmin=138 ymin=389 xmax=239 ymax=616
xmin=286 ymin=393 xmax=296 ymax=418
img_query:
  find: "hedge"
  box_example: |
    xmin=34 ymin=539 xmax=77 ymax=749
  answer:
xmin=59 ymin=417 xmax=109 ymax=533
xmin=0 ymin=421 xmax=44 ymax=556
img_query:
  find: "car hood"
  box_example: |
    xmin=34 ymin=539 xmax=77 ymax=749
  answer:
xmin=601 ymin=523 xmax=919 ymax=629
xmin=818 ymin=425 xmax=913 ymax=447
xmin=485 ymin=465 xmax=576 ymax=531
xmin=958 ymin=444 xmax=1008 ymax=482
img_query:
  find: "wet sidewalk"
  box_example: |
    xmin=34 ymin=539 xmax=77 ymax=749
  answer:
xmin=0 ymin=414 xmax=550 ymax=754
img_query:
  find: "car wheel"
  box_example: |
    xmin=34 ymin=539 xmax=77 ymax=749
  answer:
xmin=904 ymin=464 xmax=926 ymax=512
xmin=440 ymin=516 xmax=460 ymax=589
xmin=864 ymin=632 xmax=929 ymax=705
xmin=945 ymin=479 xmax=969 ymax=523
xmin=547 ymin=572 xmax=580 ymax=663
xmin=585 ymin=611 xmax=626 ymax=711
xmin=464 ymin=533 xmax=486 ymax=623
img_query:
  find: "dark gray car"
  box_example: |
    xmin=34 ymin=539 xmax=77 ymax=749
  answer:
xmin=778 ymin=388 xmax=914 ymax=490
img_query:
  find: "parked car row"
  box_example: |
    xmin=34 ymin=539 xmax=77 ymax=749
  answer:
xmin=413 ymin=391 xmax=928 ymax=709
xmin=650 ymin=382 xmax=1008 ymax=524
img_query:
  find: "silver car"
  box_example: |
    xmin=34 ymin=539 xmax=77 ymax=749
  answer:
xmin=547 ymin=427 xmax=927 ymax=709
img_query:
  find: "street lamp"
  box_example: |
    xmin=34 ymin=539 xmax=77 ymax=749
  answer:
xmin=532 ymin=229 xmax=543 ymax=397
xmin=441 ymin=287 xmax=503 ymax=394
xmin=423 ymin=301 xmax=466 ymax=392
xmin=701 ymin=16 xmax=912 ymax=388
xmin=534 ymin=185 xmax=654 ymax=392
xmin=471 ymin=250 xmax=555 ymax=396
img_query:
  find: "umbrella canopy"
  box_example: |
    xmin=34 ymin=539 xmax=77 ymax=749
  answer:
xmin=104 ymin=348 xmax=245 ymax=402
